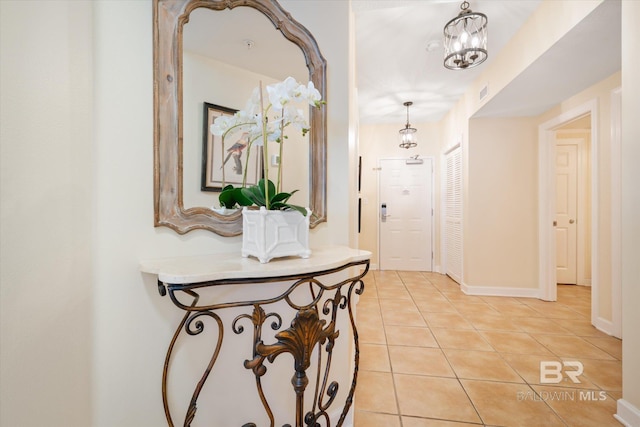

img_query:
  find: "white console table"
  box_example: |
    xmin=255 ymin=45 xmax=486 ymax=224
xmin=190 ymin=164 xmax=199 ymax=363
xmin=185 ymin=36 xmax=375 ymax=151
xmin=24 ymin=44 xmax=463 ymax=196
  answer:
xmin=140 ymin=246 xmax=371 ymax=427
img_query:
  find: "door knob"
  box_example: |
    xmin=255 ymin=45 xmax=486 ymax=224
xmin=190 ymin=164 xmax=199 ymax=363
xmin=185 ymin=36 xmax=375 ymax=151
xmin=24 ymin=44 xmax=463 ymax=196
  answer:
xmin=569 ymin=219 xmax=575 ymax=224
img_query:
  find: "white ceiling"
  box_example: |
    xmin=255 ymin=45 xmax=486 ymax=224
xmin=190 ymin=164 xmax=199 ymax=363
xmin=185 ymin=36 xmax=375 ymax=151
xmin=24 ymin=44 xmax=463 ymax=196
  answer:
xmin=183 ymin=6 xmax=308 ymax=83
xmin=354 ymin=0 xmax=540 ymax=124
xmin=354 ymin=0 xmax=621 ymax=124
xmin=184 ymin=1 xmax=621 ymax=126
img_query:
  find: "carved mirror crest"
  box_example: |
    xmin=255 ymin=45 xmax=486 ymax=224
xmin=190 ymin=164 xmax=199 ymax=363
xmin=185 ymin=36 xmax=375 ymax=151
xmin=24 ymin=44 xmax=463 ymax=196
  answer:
xmin=153 ymin=0 xmax=327 ymax=236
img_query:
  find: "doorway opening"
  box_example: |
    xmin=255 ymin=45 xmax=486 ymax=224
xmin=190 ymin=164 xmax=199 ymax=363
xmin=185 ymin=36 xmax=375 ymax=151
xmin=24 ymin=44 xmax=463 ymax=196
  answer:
xmin=538 ymin=98 xmax=621 ymax=337
xmin=539 ymin=101 xmax=597 ymax=302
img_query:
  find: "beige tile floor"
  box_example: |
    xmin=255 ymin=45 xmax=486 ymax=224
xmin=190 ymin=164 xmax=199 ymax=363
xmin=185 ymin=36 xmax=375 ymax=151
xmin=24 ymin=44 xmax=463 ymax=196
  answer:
xmin=354 ymin=271 xmax=622 ymax=427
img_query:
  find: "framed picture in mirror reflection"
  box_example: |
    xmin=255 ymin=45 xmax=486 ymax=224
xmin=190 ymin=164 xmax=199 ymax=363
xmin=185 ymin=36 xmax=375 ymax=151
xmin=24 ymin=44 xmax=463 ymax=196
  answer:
xmin=201 ymin=102 xmax=262 ymax=192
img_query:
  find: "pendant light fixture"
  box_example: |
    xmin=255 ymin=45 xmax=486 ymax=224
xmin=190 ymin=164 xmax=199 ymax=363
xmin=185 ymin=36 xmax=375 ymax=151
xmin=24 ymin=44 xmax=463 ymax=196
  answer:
xmin=398 ymin=101 xmax=417 ymax=149
xmin=443 ymin=1 xmax=488 ymax=70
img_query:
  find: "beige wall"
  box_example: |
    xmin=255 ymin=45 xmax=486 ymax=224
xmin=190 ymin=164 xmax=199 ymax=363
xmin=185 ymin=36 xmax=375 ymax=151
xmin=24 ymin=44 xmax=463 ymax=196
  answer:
xmin=438 ymin=0 xmax=609 ymax=295
xmin=0 ymin=2 xmax=93 ymax=426
xmin=2 ymin=0 xmax=639 ymax=424
xmin=459 ymin=71 xmax=619 ymax=300
xmin=465 ymin=117 xmax=539 ymax=290
xmin=0 ymin=0 xmax=354 ymax=425
xmin=358 ymin=122 xmax=441 ymax=269
xmin=436 ymin=0 xmax=601 ymax=290
xmin=621 ymin=0 xmax=640 ymax=418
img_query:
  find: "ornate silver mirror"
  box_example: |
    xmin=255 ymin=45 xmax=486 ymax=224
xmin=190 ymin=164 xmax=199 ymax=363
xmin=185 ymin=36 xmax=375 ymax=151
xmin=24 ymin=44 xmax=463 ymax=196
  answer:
xmin=153 ymin=0 xmax=327 ymax=236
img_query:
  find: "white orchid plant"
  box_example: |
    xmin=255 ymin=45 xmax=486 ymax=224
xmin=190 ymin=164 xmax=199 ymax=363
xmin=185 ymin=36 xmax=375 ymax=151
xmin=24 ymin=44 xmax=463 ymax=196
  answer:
xmin=210 ymin=77 xmax=323 ymax=216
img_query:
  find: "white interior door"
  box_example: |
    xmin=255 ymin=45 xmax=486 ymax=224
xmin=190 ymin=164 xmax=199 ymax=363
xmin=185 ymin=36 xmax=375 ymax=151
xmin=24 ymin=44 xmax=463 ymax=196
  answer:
xmin=379 ymin=158 xmax=433 ymax=271
xmin=556 ymin=144 xmax=578 ymax=284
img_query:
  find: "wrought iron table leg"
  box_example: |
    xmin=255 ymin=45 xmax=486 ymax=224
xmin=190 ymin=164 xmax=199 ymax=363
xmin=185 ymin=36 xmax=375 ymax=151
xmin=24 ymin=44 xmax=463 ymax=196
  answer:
xmin=158 ymin=260 xmax=369 ymax=427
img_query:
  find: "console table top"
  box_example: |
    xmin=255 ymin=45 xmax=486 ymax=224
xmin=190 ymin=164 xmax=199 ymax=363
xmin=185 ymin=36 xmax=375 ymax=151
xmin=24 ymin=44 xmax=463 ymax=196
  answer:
xmin=140 ymin=245 xmax=371 ymax=284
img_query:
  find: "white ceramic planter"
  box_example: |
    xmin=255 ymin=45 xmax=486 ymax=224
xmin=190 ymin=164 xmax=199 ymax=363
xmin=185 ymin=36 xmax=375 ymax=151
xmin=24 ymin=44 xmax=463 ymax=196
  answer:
xmin=242 ymin=207 xmax=311 ymax=263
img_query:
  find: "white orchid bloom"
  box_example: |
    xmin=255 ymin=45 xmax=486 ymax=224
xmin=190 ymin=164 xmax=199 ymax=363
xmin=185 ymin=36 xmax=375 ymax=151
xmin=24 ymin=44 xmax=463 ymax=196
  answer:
xmin=269 ymin=113 xmax=285 ymax=128
xmin=211 ymin=78 xmax=323 ymax=201
xmin=267 ymin=127 xmax=282 ymax=142
xmin=284 ymin=107 xmax=309 ymax=133
xmin=235 ymin=108 xmax=256 ymax=126
xmin=289 ymin=82 xmax=307 ymax=103
xmin=303 ymin=81 xmax=322 ymax=106
xmin=210 ymin=115 xmax=237 ymax=136
xmin=267 ymin=77 xmax=297 ymax=110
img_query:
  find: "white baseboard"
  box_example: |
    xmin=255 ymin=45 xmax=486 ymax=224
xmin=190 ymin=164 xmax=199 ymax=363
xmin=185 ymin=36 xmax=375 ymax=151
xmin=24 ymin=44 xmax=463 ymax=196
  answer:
xmin=594 ymin=316 xmax=614 ymax=335
xmin=370 ymin=263 xmax=378 ymax=270
xmin=460 ymin=282 xmax=540 ymax=298
xmin=615 ymin=399 xmax=640 ymax=427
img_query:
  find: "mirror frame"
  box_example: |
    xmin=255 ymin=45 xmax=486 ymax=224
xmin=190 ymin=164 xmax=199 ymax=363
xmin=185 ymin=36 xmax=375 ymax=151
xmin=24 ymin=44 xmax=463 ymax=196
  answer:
xmin=153 ymin=0 xmax=327 ymax=236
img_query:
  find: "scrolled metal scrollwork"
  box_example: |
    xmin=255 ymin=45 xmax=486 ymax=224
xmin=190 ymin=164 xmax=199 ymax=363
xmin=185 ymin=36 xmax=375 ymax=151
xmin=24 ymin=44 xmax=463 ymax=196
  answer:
xmin=252 ymin=308 xmax=338 ymax=427
xmin=159 ymin=259 xmax=369 ymax=427
xmin=184 ymin=310 xmax=224 ymax=427
xmin=233 ymin=306 xmax=283 ymax=335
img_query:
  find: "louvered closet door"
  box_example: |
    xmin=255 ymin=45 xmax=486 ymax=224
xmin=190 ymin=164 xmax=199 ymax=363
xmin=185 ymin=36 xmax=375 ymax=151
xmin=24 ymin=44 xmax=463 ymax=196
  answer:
xmin=445 ymin=147 xmax=463 ymax=284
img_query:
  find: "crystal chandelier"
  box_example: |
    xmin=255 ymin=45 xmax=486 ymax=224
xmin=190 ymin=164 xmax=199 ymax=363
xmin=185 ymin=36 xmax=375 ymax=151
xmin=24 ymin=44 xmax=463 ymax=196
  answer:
xmin=443 ymin=1 xmax=488 ymax=70
xmin=398 ymin=102 xmax=417 ymax=149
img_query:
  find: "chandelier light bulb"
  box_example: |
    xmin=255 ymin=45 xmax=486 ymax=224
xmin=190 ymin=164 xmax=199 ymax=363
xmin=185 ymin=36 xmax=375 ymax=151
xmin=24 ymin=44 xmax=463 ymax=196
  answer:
xmin=460 ymin=30 xmax=469 ymax=44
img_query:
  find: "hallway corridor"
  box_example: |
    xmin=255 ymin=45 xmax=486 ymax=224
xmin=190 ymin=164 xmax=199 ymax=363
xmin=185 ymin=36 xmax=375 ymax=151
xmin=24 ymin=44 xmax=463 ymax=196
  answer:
xmin=354 ymin=271 xmax=622 ymax=427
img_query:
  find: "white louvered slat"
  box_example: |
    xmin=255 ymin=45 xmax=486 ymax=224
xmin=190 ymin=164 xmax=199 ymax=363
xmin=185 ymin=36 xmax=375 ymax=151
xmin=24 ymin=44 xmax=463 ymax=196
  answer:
xmin=445 ymin=147 xmax=462 ymax=284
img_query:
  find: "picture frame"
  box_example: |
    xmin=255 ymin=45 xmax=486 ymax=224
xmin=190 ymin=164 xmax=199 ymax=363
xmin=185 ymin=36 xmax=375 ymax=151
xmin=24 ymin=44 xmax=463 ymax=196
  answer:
xmin=201 ymin=102 xmax=262 ymax=191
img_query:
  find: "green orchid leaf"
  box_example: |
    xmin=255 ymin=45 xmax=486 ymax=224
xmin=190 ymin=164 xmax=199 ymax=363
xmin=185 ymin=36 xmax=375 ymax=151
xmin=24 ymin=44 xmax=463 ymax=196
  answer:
xmin=218 ymin=188 xmax=236 ymax=209
xmin=257 ymin=179 xmax=266 ymax=197
xmin=268 ymin=180 xmax=276 ymax=198
xmin=258 ymin=179 xmax=277 ymax=202
xmin=250 ymin=186 xmax=267 ymax=205
xmin=272 ymin=189 xmax=299 ymax=204
xmin=271 ymin=192 xmax=291 ymax=203
xmin=270 ymin=202 xmax=287 ymax=210
xmin=218 ymin=185 xmax=253 ymax=208
xmin=218 ymin=193 xmax=234 ymax=209
xmin=239 ymin=187 xmax=253 ymax=203
xmin=285 ymin=189 xmax=299 ymax=203
xmin=287 ymin=204 xmax=308 ymax=216
xmin=233 ymin=188 xmax=253 ymax=206
xmin=268 ymin=202 xmax=306 ymax=216
xmin=241 ymin=186 xmax=266 ymax=206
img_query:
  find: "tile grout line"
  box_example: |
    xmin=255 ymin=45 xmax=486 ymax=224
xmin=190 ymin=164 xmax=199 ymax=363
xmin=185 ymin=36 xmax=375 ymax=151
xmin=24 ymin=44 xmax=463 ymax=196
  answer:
xmin=373 ymin=270 xmax=405 ymax=426
xmin=402 ymin=272 xmax=487 ymax=426
xmin=355 ymin=273 xmax=622 ymax=427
